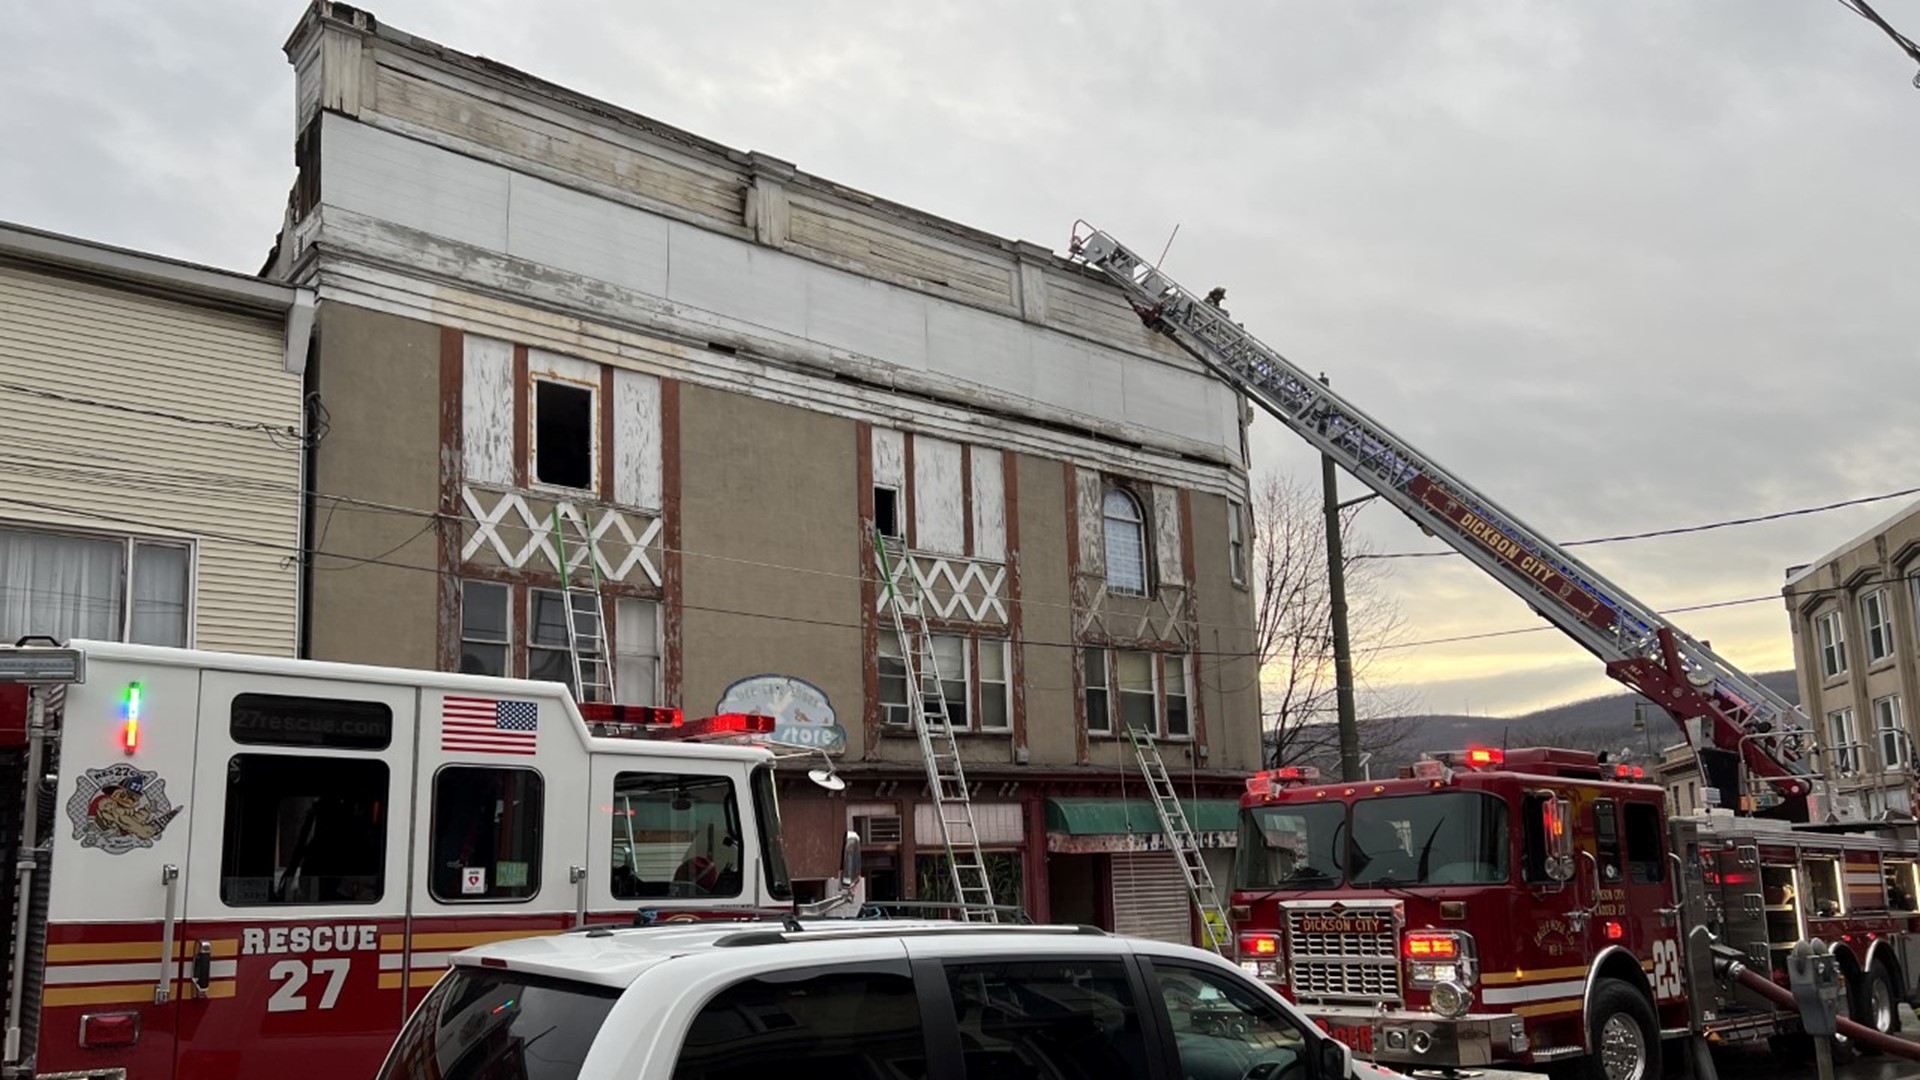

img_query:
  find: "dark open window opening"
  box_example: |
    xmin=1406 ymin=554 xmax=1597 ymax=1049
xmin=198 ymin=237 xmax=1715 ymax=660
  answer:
xmin=875 ymin=486 xmax=903 ymax=540
xmin=534 ymin=379 xmax=594 ymax=490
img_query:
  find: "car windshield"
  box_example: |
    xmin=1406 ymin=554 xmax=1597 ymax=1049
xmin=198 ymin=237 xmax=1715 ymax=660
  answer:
xmin=1350 ymin=792 xmax=1509 ymax=887
xmin=1237 ymin=802 xmax=1346 ymax=888
xmin=376 ymin=966 xmax=619 ymax=1080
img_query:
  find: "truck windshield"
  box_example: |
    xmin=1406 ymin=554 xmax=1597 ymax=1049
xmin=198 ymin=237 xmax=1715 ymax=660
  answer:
xmin=1350 ymin=792 xmax=1509 ymax=887
xmin=376 ymin=967 xmax=619 ymax=1080
xmin=1237 ymin=802 xmax=1346 ymax=889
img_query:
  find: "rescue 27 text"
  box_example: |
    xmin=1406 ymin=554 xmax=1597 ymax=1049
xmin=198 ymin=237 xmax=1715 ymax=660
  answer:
xmin=241 ymin=925 xmax=379 ymax=955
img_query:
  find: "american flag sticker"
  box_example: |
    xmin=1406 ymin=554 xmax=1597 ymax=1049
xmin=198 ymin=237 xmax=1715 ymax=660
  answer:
xmin=441 ymin=696 xmax=540 ymax=756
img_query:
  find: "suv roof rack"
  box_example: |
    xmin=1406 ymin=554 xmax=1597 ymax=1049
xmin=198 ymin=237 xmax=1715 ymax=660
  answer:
xmin=712 ymin=923 xmax=1109 ymax=949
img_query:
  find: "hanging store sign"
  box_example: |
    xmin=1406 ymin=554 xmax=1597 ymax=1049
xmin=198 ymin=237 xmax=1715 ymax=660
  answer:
xmin=715 ymin=675 xmax=846 ymax=753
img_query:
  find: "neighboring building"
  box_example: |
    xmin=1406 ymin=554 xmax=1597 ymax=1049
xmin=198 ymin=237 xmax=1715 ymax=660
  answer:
xmin=1657 ymin=741 xmax=1706 ymax=817
xmin=0 ymin=222 xmax=313 ymax=654
xmin=268 ymin=3 xmax=1259 ymax=935
xmin=1783 ymin=498 xmax=1920 ymax=821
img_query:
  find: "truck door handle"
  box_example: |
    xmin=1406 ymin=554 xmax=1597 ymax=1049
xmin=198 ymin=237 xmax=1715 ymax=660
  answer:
xmin=191 ymin=941 xmax=211 ymax=993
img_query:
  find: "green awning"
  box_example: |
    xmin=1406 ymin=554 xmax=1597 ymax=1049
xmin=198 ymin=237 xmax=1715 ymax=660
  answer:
xmin=1045 ymin=798 xmax=1240 ymax=836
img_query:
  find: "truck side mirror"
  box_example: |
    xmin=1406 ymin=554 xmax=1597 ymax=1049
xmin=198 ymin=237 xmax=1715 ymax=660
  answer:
xmin=1544 ymin=796 xmax=1574 ymax=882
xmin=1314 ymin=1034 xmax=1351 ymax=1079
xmin=840 ymin=830 xmax=862 ymax=892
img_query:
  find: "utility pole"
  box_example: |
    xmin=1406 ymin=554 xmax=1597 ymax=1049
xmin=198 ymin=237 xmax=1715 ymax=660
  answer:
xmin=1321 ymin=373 xmax=1362 ymax=783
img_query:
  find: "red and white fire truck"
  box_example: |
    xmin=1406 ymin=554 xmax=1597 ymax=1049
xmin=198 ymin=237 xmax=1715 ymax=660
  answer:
xmin=1065 ymin=227 xmax=1920 ymax=1078
xmin=1234 ymin=750 xmax=1920 ymax=1075
xmin=0 ymin=639 xmax=826 ymax=1080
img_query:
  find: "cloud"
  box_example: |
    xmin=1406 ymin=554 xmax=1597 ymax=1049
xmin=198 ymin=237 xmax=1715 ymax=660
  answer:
xmin=6 ymin=1 xmax=1916 ymax=715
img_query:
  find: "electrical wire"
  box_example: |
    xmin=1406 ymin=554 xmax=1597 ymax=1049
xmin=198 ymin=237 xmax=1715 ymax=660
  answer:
xmin=0 ymin=379 xmax=308 ymax=448
xmin=1836 ymin=0 xmax=1920 ymax=84
xmin=2 ymin=491 xmax=1909 ymax=668
xmin=1363 ymin=485 xmax=1920 ymax=559
xmin=2 ymin=449 xmax=1907 ymax=648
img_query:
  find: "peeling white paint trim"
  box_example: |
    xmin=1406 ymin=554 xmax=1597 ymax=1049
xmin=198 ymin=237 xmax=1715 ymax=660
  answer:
xmin=313 ymin=259 xmax=1249 ymax=502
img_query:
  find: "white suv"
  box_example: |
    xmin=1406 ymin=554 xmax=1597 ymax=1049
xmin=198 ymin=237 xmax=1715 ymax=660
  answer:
xmin=374 ymin=919 xmax=1405 ymax=1080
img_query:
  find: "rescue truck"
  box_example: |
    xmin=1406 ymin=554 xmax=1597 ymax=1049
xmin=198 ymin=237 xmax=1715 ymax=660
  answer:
xmin=0 ymin=639 xmax=837 ymax=1080
xmin=1234 ymin=749 xmax=1920 ymax=1076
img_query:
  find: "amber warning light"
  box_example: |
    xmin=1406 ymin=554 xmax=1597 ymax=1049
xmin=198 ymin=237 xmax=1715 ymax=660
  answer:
xmin=1239 ymin=932 xmax=1280 ymax=957
xmin=1465 ymin=748 xmax=1502 ymax=767
xmin=1404 ymin=932 xmax=1460 ymax=960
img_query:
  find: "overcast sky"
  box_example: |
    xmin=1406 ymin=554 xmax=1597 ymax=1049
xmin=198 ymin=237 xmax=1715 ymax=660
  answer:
xmin=5 ymin=2 xmax=1918 ymax=720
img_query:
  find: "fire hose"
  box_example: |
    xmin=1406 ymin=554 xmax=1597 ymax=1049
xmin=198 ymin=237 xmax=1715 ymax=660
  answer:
xmin=1716 ymin=952 xmax=1920 ymax=1061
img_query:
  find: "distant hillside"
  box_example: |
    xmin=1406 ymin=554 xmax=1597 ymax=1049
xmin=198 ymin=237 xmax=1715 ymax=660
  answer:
xmin=1375 ymin=670 xmax=1801 ymax=772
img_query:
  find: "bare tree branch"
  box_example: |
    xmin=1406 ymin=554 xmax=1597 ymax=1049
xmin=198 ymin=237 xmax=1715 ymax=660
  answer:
xmin=1250 ymin=473 xmax=1418 ymax=773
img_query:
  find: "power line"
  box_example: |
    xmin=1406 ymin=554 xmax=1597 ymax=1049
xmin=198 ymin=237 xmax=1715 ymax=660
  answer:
xmin=0 ymin=379 xmax=306 ymax=448
xmin=1363 ymin=485 xmax=1920 ymax=559
xmin=1836 ymin=0 xmax=1920 ymax=85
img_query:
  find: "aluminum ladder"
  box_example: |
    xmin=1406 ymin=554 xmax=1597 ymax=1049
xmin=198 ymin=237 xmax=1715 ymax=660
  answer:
xmin=1124 ymin=723 xmax=1232 ymax=954
xmin=550 ymin=509 xmax=616 ymax=705
xmin=874 ymin=530 xmax=998 ymax=921
xmin=1069 ymin=224 xmax=1816 ymax=811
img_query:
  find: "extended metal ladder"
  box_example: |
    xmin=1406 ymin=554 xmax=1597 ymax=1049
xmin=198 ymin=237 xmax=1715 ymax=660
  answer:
xmin=551 ymin=509 xmax=615 ymax=705
xmin=1069 ymin=225 xmax=1820 ymax=816
xmin=874 ymin=530 xmax=998 ymax=921
xmin=1124 ymin=724 xmax=1232 ymax=954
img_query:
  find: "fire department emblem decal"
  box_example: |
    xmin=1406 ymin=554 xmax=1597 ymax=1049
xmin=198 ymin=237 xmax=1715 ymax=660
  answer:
xmin=66 ymin=764 xmax=182 ymax=855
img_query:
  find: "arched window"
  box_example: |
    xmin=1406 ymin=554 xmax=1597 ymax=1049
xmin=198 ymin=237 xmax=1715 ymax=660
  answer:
xmin=1103 ymin=488 xmax=1149 ymax=595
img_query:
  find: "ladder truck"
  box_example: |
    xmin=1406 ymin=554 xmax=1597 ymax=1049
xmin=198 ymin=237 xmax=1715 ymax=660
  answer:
xmin=1068 ymin=224 xmax=1815 ymax=821
xmin=1068 ymin=227 xmax=1920 ymax=1077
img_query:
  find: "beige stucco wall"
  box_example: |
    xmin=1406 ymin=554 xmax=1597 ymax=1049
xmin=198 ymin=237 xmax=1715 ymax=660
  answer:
xmin=305 ymin=303 xmax=442 ymax=669
xmin=676 ymin=383 xmax=865 ymax=746
xmin=1016 ymin=454 xmax=1075 ymax=765
xmin=1188 ymin=490 xmax=1262 ymax=773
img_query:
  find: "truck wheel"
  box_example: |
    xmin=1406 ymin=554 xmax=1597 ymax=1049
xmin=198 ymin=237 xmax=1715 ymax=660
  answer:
xmin=1849 ymin=959 xmax=1899 ymax=1053
xmin=1565 ymin=980 xmax=1662 ymax=1080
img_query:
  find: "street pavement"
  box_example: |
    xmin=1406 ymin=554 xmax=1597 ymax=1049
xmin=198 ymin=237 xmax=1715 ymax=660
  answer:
xmin=1425 ymin=1006 xmax=1920 ymax=1080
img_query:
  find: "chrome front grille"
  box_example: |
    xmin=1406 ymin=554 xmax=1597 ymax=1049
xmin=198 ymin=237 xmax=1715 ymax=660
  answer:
xmin=1283 ymin=902 xmax=1402 ymax=1005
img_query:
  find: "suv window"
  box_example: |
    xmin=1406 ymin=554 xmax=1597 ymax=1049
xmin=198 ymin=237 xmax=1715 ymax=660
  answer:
xmin=1147 ymin=960 xmax=1310 ymax=1080
xmin=943 ymin=959 xmax=1152 ymax=1080
xmin=675 ymin=969 xmax=926 ymax=1080
xmin=376 ymin=967 xmax=618 ymax=1080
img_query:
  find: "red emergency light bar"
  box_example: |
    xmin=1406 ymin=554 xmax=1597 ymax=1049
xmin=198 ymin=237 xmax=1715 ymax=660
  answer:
xmin=578 ymin=703 xmax=776 ymax=743
xmin=1612 ymin=764 xmax=1647 ymax=781
xmin=580 ymin=703 xmax=683 ymax=727
xmin=1465 ymin=748 xmax=1502 ymax=767
xmin=1245 ymin=765 xmax=1322 ymax=797
xmin=679 ymin=713 xmax=776 ymax=741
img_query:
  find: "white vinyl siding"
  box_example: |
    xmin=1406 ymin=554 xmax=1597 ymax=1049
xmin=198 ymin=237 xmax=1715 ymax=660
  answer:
xmin=0 ymin=263 xmax=301 ymax=655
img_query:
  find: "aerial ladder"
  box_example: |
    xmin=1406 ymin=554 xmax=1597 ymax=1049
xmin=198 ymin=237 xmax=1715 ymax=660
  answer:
xmin=1069 ymin=225 xmax=1821 ymax=821
xmin=874 ymin=530 xmax=1000 ymax=920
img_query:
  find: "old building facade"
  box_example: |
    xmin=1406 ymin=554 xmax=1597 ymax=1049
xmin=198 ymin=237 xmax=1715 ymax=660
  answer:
xmin=0 ymin=222 xmax=313 ymax=654
xmin=271 ymin=3 xmax=1260 ymax=936
xmin=1784 ymin=498 xmax=1920 ymax=820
